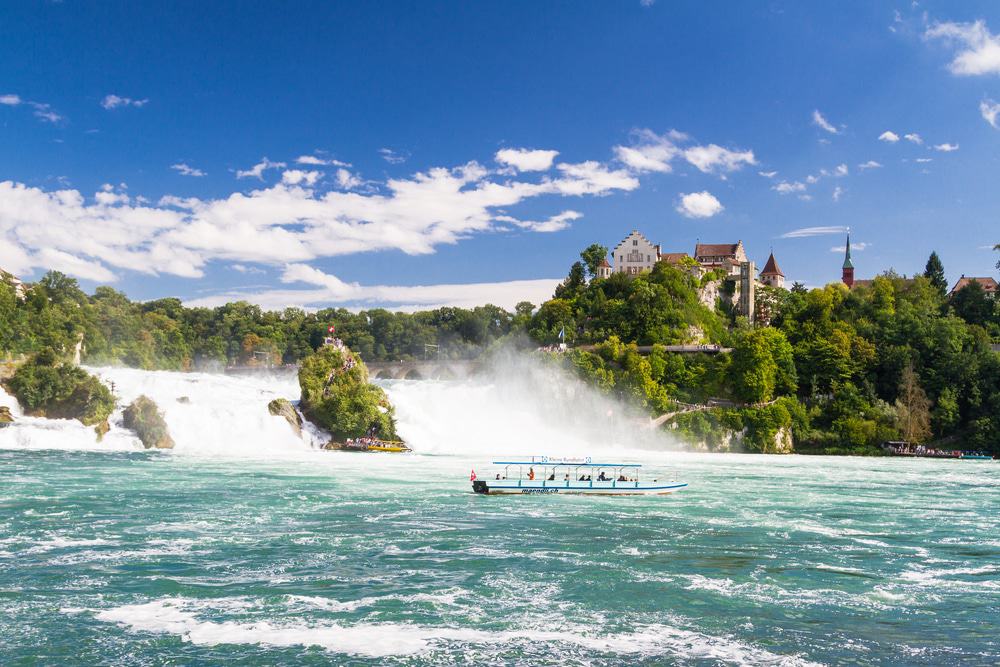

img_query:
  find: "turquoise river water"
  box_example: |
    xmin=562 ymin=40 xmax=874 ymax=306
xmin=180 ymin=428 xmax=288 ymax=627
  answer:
xmin=1 ymin=367 xmax=998 ymax=665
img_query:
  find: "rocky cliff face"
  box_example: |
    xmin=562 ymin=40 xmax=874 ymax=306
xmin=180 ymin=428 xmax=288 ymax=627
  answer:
xmin=122 ymin=395 xmax=175 ymax=449
xmin=298 ymin=343 xmax=400 ymax=442
xmin=0 ymin=406 xmax=13 ymax=427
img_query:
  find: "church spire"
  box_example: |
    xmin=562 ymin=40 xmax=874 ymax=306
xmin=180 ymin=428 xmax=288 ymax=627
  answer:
xmin=841 ymin=229 xmax=855 ymax=288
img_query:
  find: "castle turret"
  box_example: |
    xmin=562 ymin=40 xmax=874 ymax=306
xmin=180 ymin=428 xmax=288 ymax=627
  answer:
xmin=759 ymin=252 xmax=785 ymax=289
xmin=841 ymin=232 xmax=855 ymax=288
xmin=596 ymin=257 xmax=612 ymax=280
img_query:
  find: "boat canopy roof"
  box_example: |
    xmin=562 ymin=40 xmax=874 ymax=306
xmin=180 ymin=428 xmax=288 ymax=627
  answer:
xmin=492 ymin=460 xmax=642 ymax=468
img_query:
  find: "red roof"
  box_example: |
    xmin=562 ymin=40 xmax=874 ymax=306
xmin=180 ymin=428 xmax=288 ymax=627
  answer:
xmin=760 ymin=252 xmax=784 ymax=277
xmin=950 ymin=276 xmax=998 ymax=296
xmin=658 ymin=252 xmax=691 ymax=264
xmin=598 ymin=258 xmax=611 ymax=268
xmin=695 ymin=242 xmax=740 ymax=258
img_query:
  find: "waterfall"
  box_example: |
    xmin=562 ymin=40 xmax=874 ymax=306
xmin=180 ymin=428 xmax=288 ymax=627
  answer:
xmin=0 ymin=354 xmax=677 ymax=458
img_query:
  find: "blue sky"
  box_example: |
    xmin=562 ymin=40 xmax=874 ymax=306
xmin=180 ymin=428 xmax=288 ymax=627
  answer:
xmin=2 ymin=1 xmax=999 ymax=310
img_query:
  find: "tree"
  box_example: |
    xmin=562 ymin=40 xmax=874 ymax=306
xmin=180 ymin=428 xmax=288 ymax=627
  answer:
xmin=951 ymin=280 xmax=993 ymax=326
xmin=580 ymin=243 xmax=609 ymax=279
xmin=553 ymin=261 xmax=586 ymax=300
xmin=994 ymin=244 xmax=1000 ymax=273
xmin=923 ymin=251 xmax=947 ymax=296
xmin=895 ymin=363 xmax=931 ymax=443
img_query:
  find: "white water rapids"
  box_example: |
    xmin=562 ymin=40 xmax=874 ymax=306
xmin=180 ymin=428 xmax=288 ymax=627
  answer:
xmin=0 ymin=356 xmax=679 ymax=457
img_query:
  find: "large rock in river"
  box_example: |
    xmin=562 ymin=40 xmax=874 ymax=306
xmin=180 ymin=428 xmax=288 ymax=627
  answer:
xmin=268 ymin=398 xmax=302 ymax=437
xmin=298 ymin=343 xmax=400 ymax=442
xmin=2 ymin=349 xmax=115 ymax=431
xmin=0 ymin=406 xmax=13 ymax=427
xmin=122 ymin=395 xmax=175 ymax=449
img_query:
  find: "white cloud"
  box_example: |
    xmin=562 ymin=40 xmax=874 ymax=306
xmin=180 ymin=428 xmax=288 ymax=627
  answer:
xmin=773 ymin=181 xmax=806 ymax=195
xmin=878 ymin=131 xmax=900 ymax=142
xmin=495 ymin=148 xmax=559 ymax=172
xmin=171 ymin=163 xmax=206 ymax=177
xmin=230 ymin=264 xmax=264 ymax=274
xmin=613 ymin=129 xmax=684 ymax=173
xmin=858 ymin=160 xmax=883 ymax=170
xmin=758 ymin=170 xmax=778 ymax=178
xmin=819 ymin=164 xmax=848 ymax=178
xmin=1 ymin=94 xmax=63 ymax=123
xmin=295 ymin=154 xmax=350 ymax=167
xmin=0 ymin=148 xmax=640 ymax=284
xmin=498 ymin=210 xmax=582 ymax=233
xmin=280 ymin=170 xmax=321 ymax=186
xmin=831 ymin=242 xmax=870 ymax=253
xmin=805 ymin=175 xmax=819 ymax=184
xmin=780 ymin=225 xmax=847 ymax=238
xmin=981 ymin=99 xmax=1000 ymax=128
xmin=190 ymin=269 xmax=562 ymax=312
xmin=812 ymin=109 xmax=840 ymax=134
xmin=100 ymin=94 xmax=148 ymax=110
xmin=683 ymin=143 xmax=756 ymax=174
xmin=933 ymin=143 xmax=960 ymax=152
xmin=335 ymin=168 xmax=363 ymax=190
xmin=236 ymin=157 xmax=287 ymax=180
xmin=832 ymin=186 xmax=845 ymax=202
xmin=915 ymin=158 xmax=933 ymax=163
xmin=904 ymin=133 xmax=923 ymax=145
xmin=640 ymin=0 xmax=655 ymax=6
xmin=675 ymin=191 xmax=724 ymax=219
xmin=379 ymin=148 xmax=408 ymax=164
xmin=925 ymin=20 xmax=1000 ymax=76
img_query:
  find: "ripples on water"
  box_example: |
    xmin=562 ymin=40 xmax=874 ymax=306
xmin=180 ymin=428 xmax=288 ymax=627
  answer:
xmin=0 ymin=368 xmax=998 ymax=665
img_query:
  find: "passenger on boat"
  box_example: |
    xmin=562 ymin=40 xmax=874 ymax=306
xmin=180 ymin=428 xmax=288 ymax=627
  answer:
xmin=547 ymin=473 xmax=555 ymax=481
xmin=495 ymin=474 xmax=501 ymax=480
xmin=528 ymin=467 xmax=535 ymax=481
xmin=598 ymin=472 xmax=608 ymax=481
xmin=564 ymin=474 xmax=570 ymax=481
xmin=618 ymin=474 xmax=627 ymax=482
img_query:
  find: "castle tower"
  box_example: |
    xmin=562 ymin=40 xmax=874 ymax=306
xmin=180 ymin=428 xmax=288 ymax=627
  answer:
xmin=596 ymin=257 xmax=612 ymax=280
xmin=759 ymin=252 xmax=785 ymax=289
xmin=841 ymin=231 xmax=855 ymax=288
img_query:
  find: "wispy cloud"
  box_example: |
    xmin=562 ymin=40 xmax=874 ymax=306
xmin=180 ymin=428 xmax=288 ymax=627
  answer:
xmin=379 ymin=148 xmax=409 ymax=164
xmin=832 ymin=186 xmax=845 ymax=202
xmin=773 ymin=181 xmax=806 ymax=195
xmin=781 ymin=225 xmax=847 ymax=238
xmin=858 ymin=160 xmax=882 ymax=171
xmin=0 ymin=93 xmax=64 ymax=123
xmin=497 ymin=210 xmax=582 ymax=233
xmin=831 ymin=242 xmax=870 ymax=253
xmin=904 ymin=133 xmax=923 ymax=145
xmin=812 ymin=109 xmax=841 ymax=134
xmin=933 ymin=142 xmax=960 ymax=152
xmin=170 ymin=163 xmax=206 ymax=177
xmin=236 ymin=157 xmax=287 ymax=179
xmin=295 ymin=154 xmax=350 ymax=167
xmin=981 ymin=99 xmax=1000 ymax=129
xmin=758 ymin=170 xmax=778 ymax=178
xmin=101 ymin=94 xmax=148 ymax=110
xmin=613 ymin=128 xmax=755 ymax=175
xmin=878 ymin=130 xmax=900 ymax=143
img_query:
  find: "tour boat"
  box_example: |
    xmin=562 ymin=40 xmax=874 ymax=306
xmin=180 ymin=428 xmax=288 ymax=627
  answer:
xmin=324 ymin=438 xmax=411 ymax=453
xmin=471 ymin=457 xmax=687 ymax=496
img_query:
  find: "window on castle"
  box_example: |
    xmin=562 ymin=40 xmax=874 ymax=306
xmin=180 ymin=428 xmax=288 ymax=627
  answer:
xmin=633 ymin=240 xmax=637 ymax=246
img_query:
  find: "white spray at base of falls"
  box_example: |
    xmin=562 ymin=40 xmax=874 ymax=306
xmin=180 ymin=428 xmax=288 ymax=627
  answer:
xmin=0 ymin=353 xmax=680 ymax=459
xmin=383 ymin=353 xmax=679 ymax=458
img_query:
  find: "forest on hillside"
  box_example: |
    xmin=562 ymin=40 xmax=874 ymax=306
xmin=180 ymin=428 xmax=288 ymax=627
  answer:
xmin=2 ymin=243 xmax=999 ymax=454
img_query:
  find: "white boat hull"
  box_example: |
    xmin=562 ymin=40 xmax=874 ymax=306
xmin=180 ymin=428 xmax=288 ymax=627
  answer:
xmin=472 ymin=480 xmax=687 ymax=496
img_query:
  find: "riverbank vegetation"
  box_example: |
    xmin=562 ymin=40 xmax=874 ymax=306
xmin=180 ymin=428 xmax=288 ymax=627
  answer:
xmin=2 ymin=241 xmax=999 ymax=454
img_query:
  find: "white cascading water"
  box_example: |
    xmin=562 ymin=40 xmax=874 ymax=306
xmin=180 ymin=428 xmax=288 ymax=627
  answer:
xmin=0 ymin=353 xmax=679 ymax=458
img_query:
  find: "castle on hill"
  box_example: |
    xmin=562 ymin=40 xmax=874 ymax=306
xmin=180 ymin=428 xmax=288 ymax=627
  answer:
xmin=602 ymin=230 xmax=786 ymax=323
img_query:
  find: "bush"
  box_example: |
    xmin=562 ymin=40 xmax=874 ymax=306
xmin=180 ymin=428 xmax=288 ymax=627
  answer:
xmin=4 ymin=349 xmax=114 ymax=426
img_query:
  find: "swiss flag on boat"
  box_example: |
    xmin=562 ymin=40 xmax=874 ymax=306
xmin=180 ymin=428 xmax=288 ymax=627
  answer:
xmin=328 ymin=325 xmax=336 ymax=333
xmin=470 ymin=469 xmax=477 ymax=481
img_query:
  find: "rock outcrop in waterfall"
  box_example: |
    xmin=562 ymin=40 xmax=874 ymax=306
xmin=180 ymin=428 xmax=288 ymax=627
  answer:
xmin=122 ymin=395 xmax=175 ymax=449
xmin=267 ymin=398 xmax=302 ymax=438
xmin=298 ymin=342 xmax=400 ymax=443
xmin=2 ymin=348 xmax=115 ymax=437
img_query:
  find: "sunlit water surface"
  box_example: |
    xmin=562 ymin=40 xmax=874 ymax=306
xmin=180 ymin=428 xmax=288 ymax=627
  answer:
xmin=1 ymin=368 xmax=998 ymax=665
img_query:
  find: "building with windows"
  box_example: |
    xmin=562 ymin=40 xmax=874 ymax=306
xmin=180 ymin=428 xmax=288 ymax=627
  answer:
xmin=759 ymin=252 xmax=785 ymax=289
xmin=694 ymin=241 xmax=748 ymax=276
xmin=611 ymin=230 xmax=661 ymax=275
xmin=841 ymin=232 xmax=855 ymax=288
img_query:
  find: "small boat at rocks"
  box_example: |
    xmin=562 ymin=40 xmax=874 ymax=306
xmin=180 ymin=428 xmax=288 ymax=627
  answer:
xmin=324 ymin=438 xmax=411 ymax=453
xmin=471 ymin=457 xmax=687 ymax=496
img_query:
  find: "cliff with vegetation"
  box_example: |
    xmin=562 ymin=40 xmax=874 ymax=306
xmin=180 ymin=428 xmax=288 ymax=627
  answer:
xmin=298 ymin=343 xmax=400 ymax=443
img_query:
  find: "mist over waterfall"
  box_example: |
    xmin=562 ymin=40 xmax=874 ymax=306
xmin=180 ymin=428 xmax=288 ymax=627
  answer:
xmin=0 ymin=353 xmax=678 ymax=458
